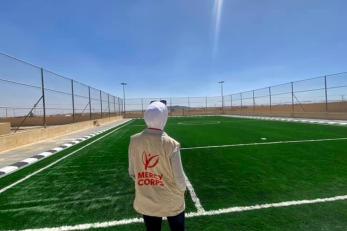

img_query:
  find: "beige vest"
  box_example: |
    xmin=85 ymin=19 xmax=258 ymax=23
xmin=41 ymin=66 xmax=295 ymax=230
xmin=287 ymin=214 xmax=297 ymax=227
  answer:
xmin=129 ymin=129 xmax=185 ymax=217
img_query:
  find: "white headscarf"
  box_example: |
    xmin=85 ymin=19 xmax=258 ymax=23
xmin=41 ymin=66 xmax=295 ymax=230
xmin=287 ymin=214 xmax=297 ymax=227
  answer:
xmin=144 ymin=101 xmax=168 ymax=130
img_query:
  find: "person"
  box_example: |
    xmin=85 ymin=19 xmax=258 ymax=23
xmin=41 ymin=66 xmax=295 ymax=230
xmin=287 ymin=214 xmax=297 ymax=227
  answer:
xmin=128 ymin=101 xmax=186 ymax=231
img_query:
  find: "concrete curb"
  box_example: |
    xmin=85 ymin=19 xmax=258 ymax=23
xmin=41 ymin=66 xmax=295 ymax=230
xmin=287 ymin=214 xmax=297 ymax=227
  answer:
xmin=224 ymin=115 xmax=347 ymax=126
xmin=0 ymin=120 xmax=131 ymax=178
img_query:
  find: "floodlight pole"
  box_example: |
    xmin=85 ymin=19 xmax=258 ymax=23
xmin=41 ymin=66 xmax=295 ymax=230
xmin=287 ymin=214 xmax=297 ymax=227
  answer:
xmin=121 ymin=82 xmax=127 ymax=115
xmin=218 ymin=81 xmax=225 ymax=112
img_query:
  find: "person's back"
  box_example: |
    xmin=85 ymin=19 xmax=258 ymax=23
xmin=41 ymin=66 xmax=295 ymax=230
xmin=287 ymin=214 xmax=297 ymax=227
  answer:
xmin=128 ymin=101 xmax=186 ymax=231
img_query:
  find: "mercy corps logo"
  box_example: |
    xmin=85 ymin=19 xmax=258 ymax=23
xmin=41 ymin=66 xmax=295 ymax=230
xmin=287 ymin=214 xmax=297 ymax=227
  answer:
xmin=142 ymin=151 xmax=159 ymax=170
xmin=137 ymin=151 xmax=164 ymax=187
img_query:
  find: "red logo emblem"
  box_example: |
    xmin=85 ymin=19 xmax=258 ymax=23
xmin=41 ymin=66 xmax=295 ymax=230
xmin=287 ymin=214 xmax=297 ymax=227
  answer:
xmin=142 ymin=151 xmax=159 ymax=170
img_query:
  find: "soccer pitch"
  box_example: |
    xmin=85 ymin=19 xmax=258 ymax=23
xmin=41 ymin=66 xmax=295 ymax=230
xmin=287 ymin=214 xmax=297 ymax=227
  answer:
xmin=0 ymin=116 xmax=347 ymax=231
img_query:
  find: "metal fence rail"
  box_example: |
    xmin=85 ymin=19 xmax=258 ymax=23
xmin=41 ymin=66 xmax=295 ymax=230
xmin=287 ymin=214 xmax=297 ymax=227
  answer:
xmin=0 ymin=53 xmax=123 ymax=128
xmin=125 ymin=72 xmax=347 ymax=120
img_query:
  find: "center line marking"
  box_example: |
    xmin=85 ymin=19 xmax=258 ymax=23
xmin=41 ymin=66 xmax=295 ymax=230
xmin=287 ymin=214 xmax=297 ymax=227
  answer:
xmin=181 ymin=137 xmax=347 ymax=150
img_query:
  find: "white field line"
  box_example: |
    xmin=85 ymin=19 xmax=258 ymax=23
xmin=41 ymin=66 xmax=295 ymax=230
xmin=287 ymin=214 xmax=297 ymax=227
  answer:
xmin=177 ymin=121 xmax=221 ymax=126
xmin=181 ymin=137 xmax=347 ymax=150
xmin=16 ymin=194 xmax=347 ymax=231
xmin=184 ymin=174 xmax=205 ymax=213
xmin=17 ymin=218 xmax=145 ymax=231
xmin=0 ymin=120 xmax=132 ymax=195
xmin=186 ymin=195 xmax=347 ymax=218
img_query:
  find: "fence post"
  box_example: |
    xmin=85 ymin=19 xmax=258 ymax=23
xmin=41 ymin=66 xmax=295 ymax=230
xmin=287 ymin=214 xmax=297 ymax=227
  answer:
xmin=119 ymin=98 xmax=121 ymax=114
xmin=118 ymin=97 xmax=121 ymax=115
xmin=205 ymin=97 xmax=208 ymax=111
xmin=100 ymin=90 xmax=103 ymax=118
xmin=252 ymin=90 xmax=255 ymax=113
xmin=269 ymin=87 xmax=272 ymax=112
xmin=121 ymin=98 xmax=124 ymax=114
xmin=324 ymin=76 xmax=328 ymax=112
xmin=108 ymin=94 xmax=110 ymax=118
xmin=222 ymin=95 xmax=224 ymax=113
xmin=141 ymin=98 xmax=144 ymax=116
xmin=169 ymin=98 xmax=172 ymax=116
xmin=240 ymin=93 xmax=243 ymax=114
xmin=88 ymin=87 xmax=92 ymax=120
xmin=121 ymin=98 xmax=124 ymax=115
xmin=71 ymin=80 xmax=75 ymax=123
xmin=113 ymin=96 xmax=116 ymax=116
xmin=221 ymin=95 xmax=224 ymax=113
xmin=188 ymin=97 xmax=190 ymax=115
xmin=40 ymin=68 xmax=47 ymax=127
xmin=291 ymin=82 xmax=294 ymax=115
xmin=230 ymin=95 xmax=232 ymax=110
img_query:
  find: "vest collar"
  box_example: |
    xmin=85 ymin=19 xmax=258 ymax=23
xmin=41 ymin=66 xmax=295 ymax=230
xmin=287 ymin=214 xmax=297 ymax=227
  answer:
xmin=144 ymin=128 xmax=165 ymax=135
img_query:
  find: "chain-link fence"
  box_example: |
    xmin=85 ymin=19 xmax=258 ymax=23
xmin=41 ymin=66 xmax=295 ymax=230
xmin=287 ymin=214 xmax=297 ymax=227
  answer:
xmin=1 ymin=52 xmax=346 ymax=126
xmin=0 ymin=53 xmax=123 ymax=129
xmin=125 ymin=72 xmax=347 ymax=120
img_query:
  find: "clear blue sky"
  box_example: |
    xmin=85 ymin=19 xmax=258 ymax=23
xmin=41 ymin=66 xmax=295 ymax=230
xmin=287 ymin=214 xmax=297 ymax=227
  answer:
xmin=0 ymin=0 xmax=346 ymax=98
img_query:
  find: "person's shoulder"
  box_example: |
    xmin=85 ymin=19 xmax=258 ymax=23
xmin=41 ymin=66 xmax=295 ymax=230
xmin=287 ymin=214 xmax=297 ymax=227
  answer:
xmin=130 ymin=131 xmax=144 ymax=140
xmin=162 ymin=133 xmax=180 ymax=146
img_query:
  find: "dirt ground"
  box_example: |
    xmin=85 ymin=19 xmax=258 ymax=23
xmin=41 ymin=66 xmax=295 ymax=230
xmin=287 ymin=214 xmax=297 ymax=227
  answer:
xmin=125 ymin=102 xmax=347 ymax=120
xmin=2 ymin=102 xmax=347 ymax=126
xmin=0 ymin=113 xmax=120 ymax=127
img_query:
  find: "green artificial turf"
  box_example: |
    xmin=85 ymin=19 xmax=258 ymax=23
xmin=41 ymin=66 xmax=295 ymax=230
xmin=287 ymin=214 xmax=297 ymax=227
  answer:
xmin=182 ymin=140 xmax=347 ymax=210
xmin=0 ymin=116 xmax=346 ymax=230
xmin=98 ymin=200 xmax=347 ymax=231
